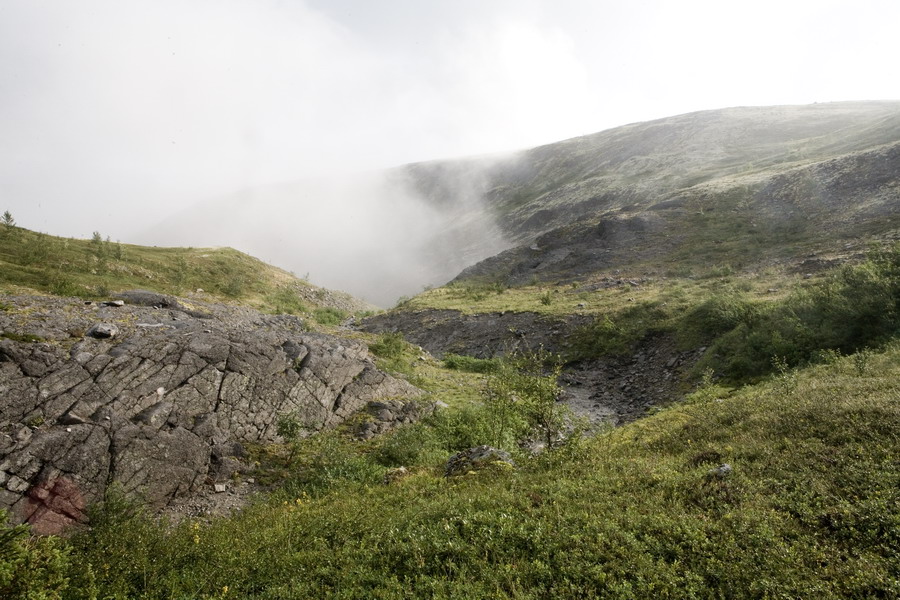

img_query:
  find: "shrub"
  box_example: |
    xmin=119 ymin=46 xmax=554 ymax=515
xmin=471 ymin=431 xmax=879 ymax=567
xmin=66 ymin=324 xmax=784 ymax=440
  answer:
xmin=369 ymin=332 xmax=407 ymax=359
xmin=280 ymin=433 xmax=382 ymax=497
xmin=570 ymin=302 xmax=671 ymax=360
xmin=0 ymin=511 xmax=71 ymax=599
xmin=676 ymin=289 xmax=758 ymax=347
xmin=312 ymin=307 xmax=347 ymax=325
xmin=373 ymin=424 xmax=445 ymax=467
xmin=428 ymin=402 xmax=498 ymax=453
xmin=268 ymin=287 xmax=308 ymax=315
xmin=701 ymin=244 xmax=900 ymax=380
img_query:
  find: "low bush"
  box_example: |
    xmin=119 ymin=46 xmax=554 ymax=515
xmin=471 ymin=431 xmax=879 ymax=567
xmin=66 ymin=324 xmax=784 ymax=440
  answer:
xmin=53 ymin=344 xmax=900 ymax=598
xmin=312 ymin=307 xmax=347 ymax=325
xmin=369 ymin=332 xmax=407 ymax=359
xmin=0 ymin=511 xmax=70 ymax=599
xmin=569 ymin=302 xmax=669 ymax=358
xmin=701 ymin=244 xmax=900 ymax=380
xmin=676 ymin=288 xmax=758 ymax=347
xmin=269 ymin=286 xmax=307 ymax=315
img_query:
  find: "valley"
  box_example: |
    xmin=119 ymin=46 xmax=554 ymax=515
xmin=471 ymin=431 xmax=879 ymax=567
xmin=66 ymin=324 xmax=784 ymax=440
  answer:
xmin=1 ymin=102 xmax=899 ymax=598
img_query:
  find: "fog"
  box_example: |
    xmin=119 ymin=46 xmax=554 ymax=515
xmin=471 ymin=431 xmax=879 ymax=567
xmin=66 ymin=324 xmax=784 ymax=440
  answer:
xmin=139 ymin=162 xmax=514 ymax=306
xmin=2 ymin=0 xmax=900 ymax=303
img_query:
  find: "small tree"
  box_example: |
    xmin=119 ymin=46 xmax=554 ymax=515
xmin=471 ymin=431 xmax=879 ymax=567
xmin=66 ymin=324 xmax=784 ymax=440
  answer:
xmin=1 ymin=211 xmax=16 ymax=238
xmin=484 ymin=348 xmax=571 ymax=451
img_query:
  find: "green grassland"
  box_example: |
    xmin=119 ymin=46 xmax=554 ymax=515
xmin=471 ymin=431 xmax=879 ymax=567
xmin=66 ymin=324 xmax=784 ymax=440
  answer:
xmin=5 ymin=337 xmax=898 ymax=598
xmin=0 ymin=225 xmax=368 ymax=325
xmin=2 ymin=221 xmax=900 ymax=598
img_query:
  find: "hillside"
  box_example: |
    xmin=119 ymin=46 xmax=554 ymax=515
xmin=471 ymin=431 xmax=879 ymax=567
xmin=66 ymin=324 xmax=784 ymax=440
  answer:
xmin=142 ymin=101 xmax=900 ymax=305
xmin=6 ymin=308 xmax=900 ymax=598
xmin=404 ymin=100 xmax=900 ymax=245
xmin=3 ymin=102 xmax=900 ymax=598
xmin=0 ymin=226 xmax=373 ymax=322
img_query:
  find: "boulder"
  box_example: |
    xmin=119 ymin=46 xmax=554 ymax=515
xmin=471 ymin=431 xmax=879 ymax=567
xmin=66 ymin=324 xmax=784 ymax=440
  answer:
xmin=87 ymin=322 xmax=118 ymax=339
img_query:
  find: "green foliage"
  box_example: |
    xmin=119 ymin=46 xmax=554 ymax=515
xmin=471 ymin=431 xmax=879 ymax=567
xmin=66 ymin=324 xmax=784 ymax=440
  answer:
xmin=276 ymin=412 xmax=305 ymax=442
xmin=312 ymin=307 xmax=347 ymax=326
xmin=279 ymin=433 xmax=383 ymax=497
xmin=1 ymin=331 xmax=45 ymax=343
xmin=221 ymin=274 xmax=246 ymax=298
xmin=700 ymin=244 xmax=900 ymax=380
xmin=853 ymin=347 xmax=873 ymax=376
xmin=570 ymin=315 xmax=632 ymax=357
xmin=369 ymin=332 xmax=407 ymax=359
xmin=0 ymin=511 xmax=71 ymax=599
xmin=57 ymin=345 xmax=900 ymax=598
xmin=0 ymin=211 xmax=16 ymax=240
xmin=570 ymin=301 xmax=672 ymax=360
xmin=372 ymin=423 xmax=445 ymax=467
xmin=676 ymin=288 xmax=758 ymax=347
xmin=0 ymin=226 xmax=323 ymax=308
xmin=494 ymin=350 xmax=570 ymax=450
xmin=442 ymin=353 xmax=501 ymax=373
xmin=19 ymin=232 xmax=52 ymax=265
xmin=445 ymin=279 xmax=508 ymax=302
xmin=426 ymin=402 xmax=500 ymax=453
xmin=268 ymin=286 xmax=307 ymax=315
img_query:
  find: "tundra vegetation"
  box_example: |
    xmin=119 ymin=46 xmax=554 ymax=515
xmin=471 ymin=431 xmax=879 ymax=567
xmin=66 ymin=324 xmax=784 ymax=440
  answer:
xmin=1 ymin=225 xmax=899 ymax=598
xmin=0 ymin=222 xmax=370 ymax=326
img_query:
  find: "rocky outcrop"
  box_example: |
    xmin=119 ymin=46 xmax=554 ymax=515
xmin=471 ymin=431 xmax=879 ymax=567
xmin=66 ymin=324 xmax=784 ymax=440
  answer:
xmin=355 ymin=398 xmax=438 ymax=440
xmin=361 ymin=309 xmax=592 ymax=359
xmin=0 ymin=293 xmax=421 ymax=534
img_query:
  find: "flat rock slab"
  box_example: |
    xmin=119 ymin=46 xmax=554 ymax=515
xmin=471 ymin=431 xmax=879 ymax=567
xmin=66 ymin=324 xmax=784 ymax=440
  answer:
xmin=0 ymin=292 xmax=422 ymax=534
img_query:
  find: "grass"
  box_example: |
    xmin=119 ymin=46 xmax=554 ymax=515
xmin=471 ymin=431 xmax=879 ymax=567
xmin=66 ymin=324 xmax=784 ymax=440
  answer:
xmin=3 ymin=225 xmax=900 ymax=597
xmin=0 ymin=226 xmax=370 ymax=322
xmin=398 ymin=245 xmax=900 ymax=386
xmin=9 ymin=341 xmax=897 ymax=598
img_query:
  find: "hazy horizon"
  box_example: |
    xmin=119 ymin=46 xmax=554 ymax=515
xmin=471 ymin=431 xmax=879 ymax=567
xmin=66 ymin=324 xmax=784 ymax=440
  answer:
xmin=3 ymin=0 xmax=900 ymax=302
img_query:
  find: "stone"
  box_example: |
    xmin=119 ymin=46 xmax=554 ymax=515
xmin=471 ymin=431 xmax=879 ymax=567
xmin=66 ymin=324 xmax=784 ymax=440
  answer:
xmin=59 ymin=410 xmax=89 ymax=426
xmin=383 ymin=466 xmax=410 ymax=485
xmin=102 ymin=300 xmax=125 ymax=307
xmin=114 ymin=290 xmax=175 ymax=308
xmin=87 ymin=323 xmax=118 ymax=339
xmin=708 ymin=463 xmax=733 ymax=478
xmin=214 ymin=483 xmax=227 ymax=493
xmin=445 ymin=446 xmax=515 ymax=477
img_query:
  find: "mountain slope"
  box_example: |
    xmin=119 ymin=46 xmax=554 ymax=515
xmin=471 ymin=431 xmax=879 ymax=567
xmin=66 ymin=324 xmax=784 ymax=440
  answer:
xmin=142 ymin=101 xmax=900 ymax=304
xmin=453 ymin=138 xmax=900 ymax=286
xmin=404 ymin=100 xmax=900 ymax=245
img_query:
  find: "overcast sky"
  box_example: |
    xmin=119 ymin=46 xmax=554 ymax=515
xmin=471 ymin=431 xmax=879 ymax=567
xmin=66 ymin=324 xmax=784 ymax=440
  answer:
xmin=2 ymin=0 xmax=899 ymax=241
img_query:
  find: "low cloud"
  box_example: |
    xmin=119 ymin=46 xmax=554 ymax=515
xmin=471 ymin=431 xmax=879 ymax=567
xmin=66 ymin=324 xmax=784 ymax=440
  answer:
xmin=138 ymin=159 xmax=515 ymax=306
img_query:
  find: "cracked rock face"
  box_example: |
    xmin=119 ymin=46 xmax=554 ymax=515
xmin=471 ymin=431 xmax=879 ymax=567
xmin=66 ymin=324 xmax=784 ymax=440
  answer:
xmin=0 ymin=293 xmax=421 ymax=534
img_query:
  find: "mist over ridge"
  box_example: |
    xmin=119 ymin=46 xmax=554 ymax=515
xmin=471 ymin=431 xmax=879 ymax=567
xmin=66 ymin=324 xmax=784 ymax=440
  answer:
xmin=138 ymin=156 xmax=517 ymax=307
xmin=135 ymin=101 xmax=900 ymax=306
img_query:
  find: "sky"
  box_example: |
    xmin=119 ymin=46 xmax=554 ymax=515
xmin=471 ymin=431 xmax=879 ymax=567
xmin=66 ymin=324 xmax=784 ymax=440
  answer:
xmin=1 ymin=0 xmax=899 ymax=299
